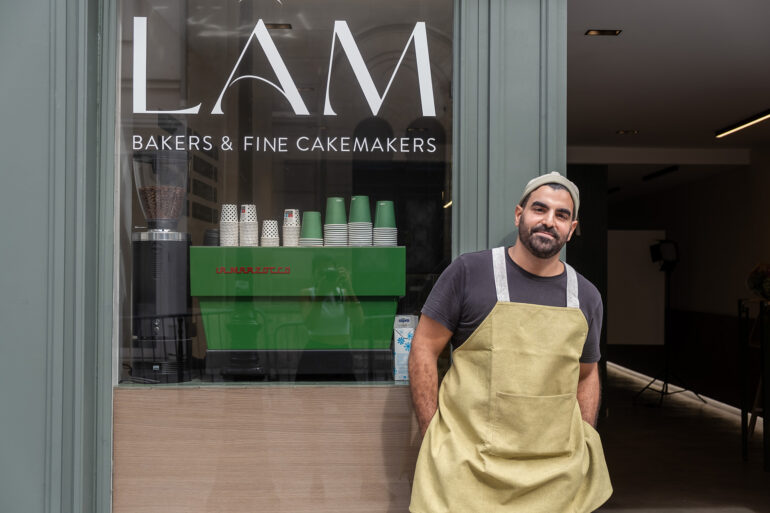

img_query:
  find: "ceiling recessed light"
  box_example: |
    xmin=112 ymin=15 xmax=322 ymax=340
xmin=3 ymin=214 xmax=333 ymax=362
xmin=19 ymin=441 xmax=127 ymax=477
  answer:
xmin=616 ymin=129 xmax=639 ymax=135
xmin=715 ymin=108 xmax=770 ymax=138
xmin=265 ymin=23 xmax=292 ymax=30
xmin=585 ymin=29 xmax=622 ymax=36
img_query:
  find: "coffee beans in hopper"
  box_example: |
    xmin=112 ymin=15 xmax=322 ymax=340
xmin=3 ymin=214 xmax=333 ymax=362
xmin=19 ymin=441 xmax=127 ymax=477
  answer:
xmin=139 ymin=185 xmax=185 ymax=219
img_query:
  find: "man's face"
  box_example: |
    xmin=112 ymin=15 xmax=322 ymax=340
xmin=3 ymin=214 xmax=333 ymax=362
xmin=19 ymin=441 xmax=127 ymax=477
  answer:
xmin=515 ymin=186 xmax=578 ymax=259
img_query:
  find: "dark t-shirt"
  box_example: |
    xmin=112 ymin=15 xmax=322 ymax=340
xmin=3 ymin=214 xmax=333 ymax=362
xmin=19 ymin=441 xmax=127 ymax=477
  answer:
xmin=421 ymin=248 xmax=603 ymax=363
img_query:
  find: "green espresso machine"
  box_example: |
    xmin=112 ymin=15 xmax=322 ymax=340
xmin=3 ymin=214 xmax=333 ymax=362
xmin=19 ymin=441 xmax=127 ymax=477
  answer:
xmin=190 ymin=246 xmax=406 ymax=380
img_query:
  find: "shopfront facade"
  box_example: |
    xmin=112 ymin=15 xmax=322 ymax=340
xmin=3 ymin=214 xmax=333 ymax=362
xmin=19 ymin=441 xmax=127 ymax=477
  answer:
xmin=0 ymin=0 xmax=566 ymax=511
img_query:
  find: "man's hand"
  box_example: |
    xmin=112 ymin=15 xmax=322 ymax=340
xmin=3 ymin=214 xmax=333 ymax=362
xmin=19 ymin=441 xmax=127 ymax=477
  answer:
xmin=577 ymin=362 xmax=601 ymax=427
xmin=408 ymin=315 xmax=453 ymax=436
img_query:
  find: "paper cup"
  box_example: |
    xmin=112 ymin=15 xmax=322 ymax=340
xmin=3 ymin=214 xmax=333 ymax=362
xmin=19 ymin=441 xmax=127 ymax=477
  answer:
xmin=324 ymin=223 xmax=348 ymax=246
xmin=240 ymin=204 xmax=257 ymax=223
xmin=325 ymin=197 xmax=347 ymax=225
xmin=283 ymin=209 xmax=300 ymax=227
xmin=374 ymin=200 xmax=396 ymax=228
xmin=349 ymin=195 xmax=371 ymax=223
xmin=219 ymin=221 xmax=239 ymax=247
xmin=220 ymin=204 xmax=238 ymax=223
xmin=301 ymin=211 xmax=323 ymax=239
xmin=261 ymin=237 xmax=280 ymax=247
xmin=239 ymin=221 xmax=259 ymax=246
xmin=262 ymin=219 xmax=279 ymax=239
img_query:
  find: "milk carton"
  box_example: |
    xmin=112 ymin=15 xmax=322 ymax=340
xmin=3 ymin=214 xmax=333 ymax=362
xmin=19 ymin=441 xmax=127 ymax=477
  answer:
xmin=393 ymin=315 xmax=418 ymax=381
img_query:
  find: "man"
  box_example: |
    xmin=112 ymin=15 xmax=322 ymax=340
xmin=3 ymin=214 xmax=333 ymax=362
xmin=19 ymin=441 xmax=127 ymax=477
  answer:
xmin=409 ymin=172 xmax=612 ymax=513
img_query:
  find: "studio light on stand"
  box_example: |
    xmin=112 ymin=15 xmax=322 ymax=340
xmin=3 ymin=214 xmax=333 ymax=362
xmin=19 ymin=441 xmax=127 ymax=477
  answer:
xmin=634 ymin=240 xmax=706 ymax=405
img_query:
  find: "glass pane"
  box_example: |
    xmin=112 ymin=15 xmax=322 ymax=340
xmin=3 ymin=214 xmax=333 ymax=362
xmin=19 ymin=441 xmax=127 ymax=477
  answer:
xmin=117 ymin=0 xmax=453 ymax=384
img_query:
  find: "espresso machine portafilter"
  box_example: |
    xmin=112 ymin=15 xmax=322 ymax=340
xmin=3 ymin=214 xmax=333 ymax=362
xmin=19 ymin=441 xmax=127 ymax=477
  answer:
xmin=130 ymin=150 xmax=192 ymax=383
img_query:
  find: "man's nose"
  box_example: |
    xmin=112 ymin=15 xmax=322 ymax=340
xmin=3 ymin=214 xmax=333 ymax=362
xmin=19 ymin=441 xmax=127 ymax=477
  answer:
xmin=541 ymin=210 xmax=555 ymax=226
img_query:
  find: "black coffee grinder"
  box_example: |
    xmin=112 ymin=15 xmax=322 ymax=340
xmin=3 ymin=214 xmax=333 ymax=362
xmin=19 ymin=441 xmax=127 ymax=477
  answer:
xmin=130 ymin=150 xmax=192 ymax=383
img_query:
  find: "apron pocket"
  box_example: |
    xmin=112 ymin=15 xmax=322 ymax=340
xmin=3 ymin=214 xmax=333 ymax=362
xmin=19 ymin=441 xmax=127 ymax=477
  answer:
xmin=486 ymin=392 xmax=575 ymax=458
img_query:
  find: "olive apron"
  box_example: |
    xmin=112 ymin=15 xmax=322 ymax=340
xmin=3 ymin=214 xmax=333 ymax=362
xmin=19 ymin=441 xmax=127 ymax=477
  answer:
xmin=410 ymin=247 xmax=612 ymax=513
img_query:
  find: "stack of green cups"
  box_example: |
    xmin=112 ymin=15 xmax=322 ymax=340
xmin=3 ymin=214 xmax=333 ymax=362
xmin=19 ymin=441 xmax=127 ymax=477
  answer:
xmin=373 ymin=200 xmax=397 ymax=246
xmin=348 ymin=195 xmax=372 ymax=246
xmin=324 ymin=197 xmax=348 ymax=246
xmin=299 ymin=211 xmax=323 ymax=246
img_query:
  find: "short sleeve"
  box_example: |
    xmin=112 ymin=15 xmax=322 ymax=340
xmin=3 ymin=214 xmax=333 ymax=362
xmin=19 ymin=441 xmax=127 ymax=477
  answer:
xmin=579 ymin=286 xmax=603 ymax=363
xmin=420 ymin=256 xmax=466 ymax=334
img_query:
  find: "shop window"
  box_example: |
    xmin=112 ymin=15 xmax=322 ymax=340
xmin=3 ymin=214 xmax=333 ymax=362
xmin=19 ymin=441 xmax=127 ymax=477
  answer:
xmin=117 ymin=0 xmax=453 ymax=384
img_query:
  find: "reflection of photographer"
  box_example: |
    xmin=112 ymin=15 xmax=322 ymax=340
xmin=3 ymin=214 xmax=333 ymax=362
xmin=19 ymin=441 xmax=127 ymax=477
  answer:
xmin=296 ymin=255 xmax=365 ymax=380
xmin=301 ymin=256 xmax=363 ymax=341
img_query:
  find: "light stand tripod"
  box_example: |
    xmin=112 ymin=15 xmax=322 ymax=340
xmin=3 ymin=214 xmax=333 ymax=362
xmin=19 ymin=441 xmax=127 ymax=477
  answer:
xmin=634 ymin=240 xmax=707 ymax=406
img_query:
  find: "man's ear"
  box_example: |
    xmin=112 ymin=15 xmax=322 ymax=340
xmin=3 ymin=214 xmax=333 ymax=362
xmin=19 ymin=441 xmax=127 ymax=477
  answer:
xmin=567 ymin=220 xmax=579 ymax=241
xmin=514 ymin=205 xmax=523 ymax=227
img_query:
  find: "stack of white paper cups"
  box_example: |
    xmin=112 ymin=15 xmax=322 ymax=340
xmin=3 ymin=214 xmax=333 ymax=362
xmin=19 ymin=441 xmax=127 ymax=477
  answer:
xmin=324 ymin=197 xmax=348 ymax=246
xmin=220 ymin=204 xmax=239 ymax=246
xmin=282 ymin=209 xmax=300 ymax=247
xmin=261 ymin=219 xmax=280 ymax=247
xmin=373 ymin=200 xmax=397 ymax=246
xmin=239 ymin=204 xmax=259 ymax=246
xmin=348 ymin=195 xmax=372 ymax=246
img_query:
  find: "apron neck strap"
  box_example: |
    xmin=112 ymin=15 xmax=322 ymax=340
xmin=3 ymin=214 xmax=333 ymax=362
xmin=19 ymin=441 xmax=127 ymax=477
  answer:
xmin=492 ymin=247 xmax=510 ymax=302
xmin=492 ymin=247 xmax=581 ymax=308
xmin=565 ymin=262 xmax=580 ymax=309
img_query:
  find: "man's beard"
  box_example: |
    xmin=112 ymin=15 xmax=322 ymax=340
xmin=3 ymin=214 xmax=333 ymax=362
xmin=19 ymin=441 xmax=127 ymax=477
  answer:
xmin=518 ymin=221 xmax=566 ymax=259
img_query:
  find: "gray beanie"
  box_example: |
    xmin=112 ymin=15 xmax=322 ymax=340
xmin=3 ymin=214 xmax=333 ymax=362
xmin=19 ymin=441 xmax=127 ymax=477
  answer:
xmin=519 ymin=171 xmax=580 ymax=219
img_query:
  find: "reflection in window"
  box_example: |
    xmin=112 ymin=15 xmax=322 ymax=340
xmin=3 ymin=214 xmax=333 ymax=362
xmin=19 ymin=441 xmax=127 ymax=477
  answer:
xmin=118 ymin=0 xmax=453 ymax=384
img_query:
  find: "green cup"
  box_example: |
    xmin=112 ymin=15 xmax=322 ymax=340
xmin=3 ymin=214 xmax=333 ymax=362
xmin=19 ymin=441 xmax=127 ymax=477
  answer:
xmin=300 ymin=211 xmax=322 ymax=238
xmin=374 ymin=200 xmax=396 ymax=228
xmin=349 ymin=195 xmax=372 ymax=223
xmin=325 ymin=197 xmax=347 ymax=225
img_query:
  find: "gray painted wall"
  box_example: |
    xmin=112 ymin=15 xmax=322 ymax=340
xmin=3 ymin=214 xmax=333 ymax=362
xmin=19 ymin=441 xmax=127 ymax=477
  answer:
xmin=0 ymin=0 xmax=115 ymax=512
xmin=0 ymin=2 xmax=51 ymax=509
xmin=454 ymin=0 xmax=566 ymax=254
xmin=0 ymin=0 xmax=564 ymax=510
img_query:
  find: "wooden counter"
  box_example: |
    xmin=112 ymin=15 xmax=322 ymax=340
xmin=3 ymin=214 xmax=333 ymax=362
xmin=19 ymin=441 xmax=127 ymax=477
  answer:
xmin=113 ymin=385 xmax=420 ymax=513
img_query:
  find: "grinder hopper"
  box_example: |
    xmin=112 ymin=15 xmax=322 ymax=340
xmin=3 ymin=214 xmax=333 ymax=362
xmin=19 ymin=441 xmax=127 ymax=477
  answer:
xmin=133 ymin=150 xmax=189 ymax=230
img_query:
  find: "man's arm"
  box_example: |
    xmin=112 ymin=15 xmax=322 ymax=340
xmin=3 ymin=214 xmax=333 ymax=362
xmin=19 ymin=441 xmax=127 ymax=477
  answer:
xmin=408 ymin=314 xmax=453 ymax=436
xmin=577 ymin=362 xmax=601 ymax=427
